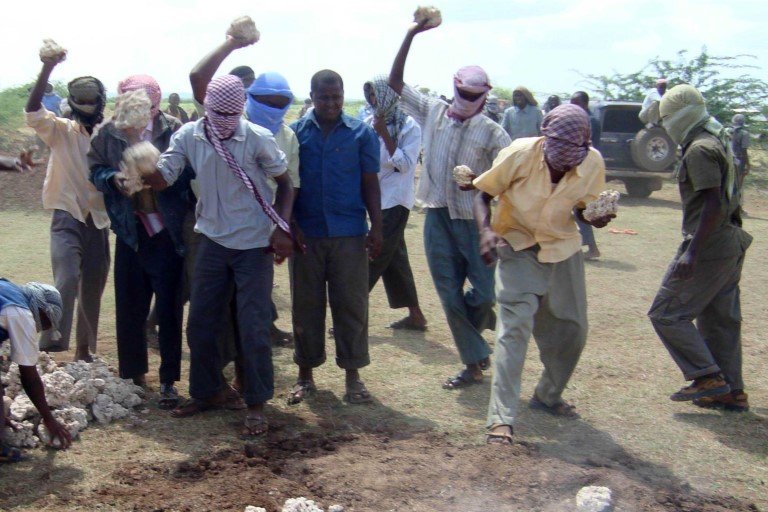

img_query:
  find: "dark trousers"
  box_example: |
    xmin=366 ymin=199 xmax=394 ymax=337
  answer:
xmin=114 ymin=227 xmax=183 ymax=383
xmin=368 ymin=206 xmax=420 ymax=309
xmin=291 ymin=236 xmax=370 ymax=369
xmin=187 ymin=236 xmax=274 ymax=405
xmin=649 ymin=242 xmax=746 ymax=389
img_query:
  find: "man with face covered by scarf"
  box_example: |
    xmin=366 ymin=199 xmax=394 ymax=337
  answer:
xmin=389 ymin=17 xmax=511 ymax=390
xmin=146 ymin=31 xmax=293 ymax=437
xmin=473 ymin=104 xmax=612 ymax=444
xmin=363 ymin=77 xmax=427 ymax=331
xmin=25 ymin=48 xmax=110 ymax=363
xmin=89 ymin=74 xmax=189 ymax=410
xmin=648 ymin=85 xmax=752 ymax=412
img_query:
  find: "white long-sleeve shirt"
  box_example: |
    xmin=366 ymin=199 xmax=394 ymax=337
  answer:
xmin=369 ymin=115 xmax=421 ymax=210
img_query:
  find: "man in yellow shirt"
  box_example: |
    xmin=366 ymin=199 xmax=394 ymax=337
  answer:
xmin=25 ymin=49 xmax=110 ymax=362
xmin=473 ymin=104 xmax=614 ymax=444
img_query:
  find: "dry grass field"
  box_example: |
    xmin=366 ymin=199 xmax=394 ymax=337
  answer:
xmin=0 ymin=155 xmax=767 ymax=510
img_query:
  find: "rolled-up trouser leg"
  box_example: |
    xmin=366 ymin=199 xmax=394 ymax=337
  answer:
xmin=648 ymin=244 xmax=743 ymax=381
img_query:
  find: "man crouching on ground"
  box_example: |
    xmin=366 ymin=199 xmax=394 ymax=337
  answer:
xmin=472 ymin=104 xmax=613 ymax=444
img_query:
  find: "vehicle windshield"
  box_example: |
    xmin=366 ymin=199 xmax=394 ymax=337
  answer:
xmin=602 ymin=108 xmax=644 ymax=133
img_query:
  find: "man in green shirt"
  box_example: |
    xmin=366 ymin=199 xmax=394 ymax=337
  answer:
xmin=649 ymin=85 xmax=752 ymax=412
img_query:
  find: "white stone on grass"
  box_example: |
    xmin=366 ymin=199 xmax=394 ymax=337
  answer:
xmin=576 ymin=485 xmax=613 ymax=512
xmin=282 ymin=497 xmax=324 ymax=512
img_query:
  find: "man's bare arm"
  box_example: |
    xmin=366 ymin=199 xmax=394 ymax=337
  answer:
xmin=388 ymin=19 xmax=433 ymax=95
xmin=190 ymin=36 xmax=254 ymax=104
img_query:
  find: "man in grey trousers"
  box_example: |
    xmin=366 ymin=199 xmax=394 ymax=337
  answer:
xmin=25 ymin=47 xmax=110 ymax=362
xmin=648 ymin=85 xmax=752 ymax=412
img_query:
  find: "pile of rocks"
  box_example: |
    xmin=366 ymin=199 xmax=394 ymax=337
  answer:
xmin=2 ymin=350 xmax=144 ymax=448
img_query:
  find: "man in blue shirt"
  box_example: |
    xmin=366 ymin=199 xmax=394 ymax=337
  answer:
xmin=288 ymin=69 xmax=382 ymax=405
xmin=501 ymin=86 xmax=542 ymax=141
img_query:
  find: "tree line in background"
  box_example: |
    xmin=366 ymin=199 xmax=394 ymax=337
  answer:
xmin=2 ymin=48 xmax=767 ymax=136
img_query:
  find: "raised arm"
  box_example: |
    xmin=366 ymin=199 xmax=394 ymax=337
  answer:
xmin=26 ymin=53 xmax=66 ymax=113
xmin=388 ymin=19 xmax=434 ymax=95
xmin=190 ymin=36 xmax=255 ymax=104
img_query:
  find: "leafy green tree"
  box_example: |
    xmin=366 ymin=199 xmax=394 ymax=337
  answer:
xmin=579 ymin=48 xmax=768 ymax=131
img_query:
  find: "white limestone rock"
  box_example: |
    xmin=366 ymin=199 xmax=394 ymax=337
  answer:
xmin=37 ymin=407 xmax=88 ymax=447
xmin=10 ymin=394 xmax=37 ymax=422
xmin=413 ymin=6 xmax=442 ymax=28
xmin=2 ymin=395 xmax=11 ymax=418
xmin=583 ymin=190 xmax=620 ymax=222
xmin=3 ymin=420 xmax=38 ymax=448
xmin=63 ymin=360 xmax=92 ymax=382
xmin=282 ymin=497 xmax=324 ymax=512
xmin=245 ymin=507 xmax=267 ymax=512
xmin=114 ymin=89 xmax=152 ymax=131
xmin=2 ymin=363 xmax=22 ymax=399
xmin=328 ymin=506 xmax=344 ymax=512
xmin=227 ymin=16 xmax=260 ymax=43
xmin=70 ymin=379 xmax=99 ymax=408
xmin=91 ymin=393 xmax=129 ymax=424
xmin=37 ymin=352 xmax=59 ymax=374
xmin=41 ymin=370 xmax=76 ymax=408
xmin=576 ymin=486 xmax=613 ymax=512
xmin=39 ymin=38 xmax=67 ymax=60
xmin=452 ymin=165 xmax=475 ymax=186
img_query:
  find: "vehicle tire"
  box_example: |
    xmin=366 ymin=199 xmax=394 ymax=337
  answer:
xmin=624 ymin=178 xmax=654 ymax=198
xmin=630 ymin=127 xmax=676 ymax=172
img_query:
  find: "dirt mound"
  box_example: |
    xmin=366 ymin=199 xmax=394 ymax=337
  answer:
xmin=0 ymin=132 xmax=48 ymax=211
xmin=52 ymin=427 xmax=756 ymax=512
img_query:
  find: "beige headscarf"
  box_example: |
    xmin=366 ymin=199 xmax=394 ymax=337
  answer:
xmin=660 ymin=84 xmax=735 ymax=200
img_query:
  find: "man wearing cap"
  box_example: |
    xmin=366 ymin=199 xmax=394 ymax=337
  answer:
xmin=502 ymin=86 xmax=543 ymax=141
xmin=639 ymin=78 xmax=668 ymax=126
xmin=473 ymin=104 xmax=613 ymax=444
xmin=89 ymin=74 xmax=188 ymax=409
xmin=1 ymin=279 xmax=73 ymax=461
xmin=25 ymin=49 xmax=110 ymax=362
xmin=648 ymin=85 xmax=752 ymax=412
xmin=389 ymin=16 xmax=511 ymax=389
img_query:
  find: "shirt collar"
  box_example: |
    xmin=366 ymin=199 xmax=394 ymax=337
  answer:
xmin=308 ymin=110 xmax=351 ymax=130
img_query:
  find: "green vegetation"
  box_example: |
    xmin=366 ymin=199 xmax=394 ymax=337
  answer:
xmin=580 ymin=48 xmax=768 ymax=136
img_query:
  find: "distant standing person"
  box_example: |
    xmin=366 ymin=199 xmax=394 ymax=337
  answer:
xmin=165 ymin=93 xmax=190 ymax=123
xmin=298 ymin=98 xmax=313 ymax=118
xmin=388 ymin=17 xmax=511 ymax=389
xmin=570 ymin=91 xmax=602 ymax=260
xmin=501 ymin=86 xmax=542 ymax=141
xmin=363 ymin=77 xmax=427 ymax=331
xmin=639 ymin=78 xmax=667 ymax=126
xmin=730 ymin=114 xmax=750 ymax=191
xmin=287 ymin=69 xmax=382 ymax=406
xmin=484 ymin=95 xmax=502 ymax=123
xmin=25 ymin=48 xmax=110 ymax=362
xmin=648 ymin=84 xmax=752 ymax=412
xmin=542 ymin=95 xmax=561 ymax=114
xmin=42 ymin=83 xmax=62 ymax=117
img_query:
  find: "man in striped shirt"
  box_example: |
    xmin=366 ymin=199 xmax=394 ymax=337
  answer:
xmin=389 ymin=16 xmax=511 ymax=389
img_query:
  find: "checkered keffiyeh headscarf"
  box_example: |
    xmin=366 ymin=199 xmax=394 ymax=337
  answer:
xmin=20 ymin=282 xmax=63 ymax=339
xmin=541 ymin=104 xmax=591 ymax=172
xmin=118 ymin=75 xmax=162 ymax=119
xmin=203 ymin=75 xmax=292 ymax=238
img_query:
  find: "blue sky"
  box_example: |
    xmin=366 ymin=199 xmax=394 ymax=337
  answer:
xmin=1 ymin=0 xmax=766 ymax=102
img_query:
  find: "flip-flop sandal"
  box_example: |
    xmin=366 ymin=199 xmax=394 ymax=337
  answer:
xmin=389 ymin=317 xmax=428 ymax=332
xmin=529 ymin=395 xmax=580 ymax=419
xmin=478 ymin=357 xmax=491 ymax=371
xmin=343 ymin=380 xmax=374 ymax=404
xmin=223 ymin=387 xmax=247 ymax=410
xmin=241 ymin=415 xmax=269 ymax=439
xmin=442 ymin=369 xmax=483 ymax=390
xmin=287 ymin=379 xmax=317 ymax=405
xmin=485 ymin=424 xmax=514 ymax=445
xmin=0 ymin=443 xmax=24 ymax=464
